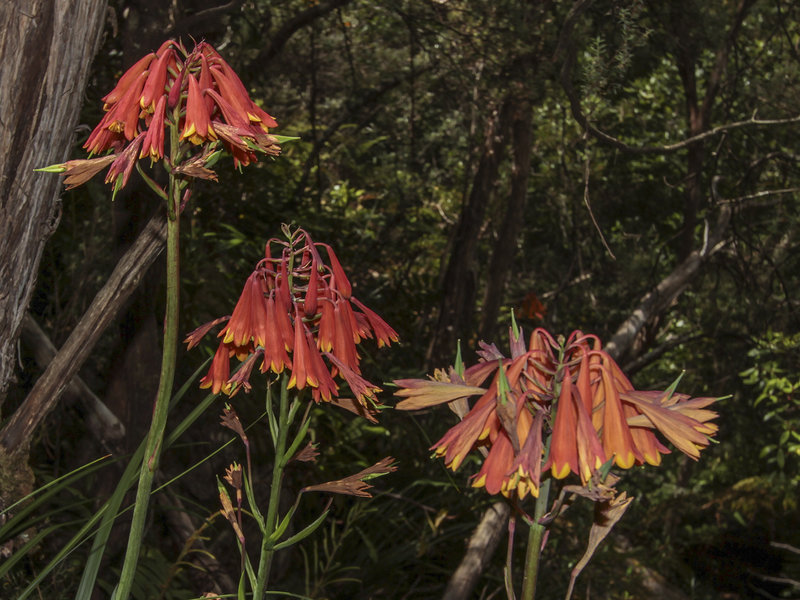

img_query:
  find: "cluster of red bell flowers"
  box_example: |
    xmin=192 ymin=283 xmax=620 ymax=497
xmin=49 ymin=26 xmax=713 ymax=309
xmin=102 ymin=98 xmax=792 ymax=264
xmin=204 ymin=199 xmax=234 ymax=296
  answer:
xmin=395 ymin=328 xmax=718 ymax=499
xmin=51 ymin=39 xmax=280 ymax=192
xmin=186 ymin=228 xmax=398 ymax=413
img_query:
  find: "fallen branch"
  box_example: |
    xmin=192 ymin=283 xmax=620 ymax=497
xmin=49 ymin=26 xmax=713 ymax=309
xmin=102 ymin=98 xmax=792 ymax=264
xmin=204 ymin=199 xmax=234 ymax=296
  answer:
xmin=604 ymin=205 xmax=731 ymax=362
xmin=20 ymin=313 xmax=125 ymax=454
xmin=441 ymin=501 xmax=510 ymax=600
xmin=0 ymin=210 xmax=167 ymax=456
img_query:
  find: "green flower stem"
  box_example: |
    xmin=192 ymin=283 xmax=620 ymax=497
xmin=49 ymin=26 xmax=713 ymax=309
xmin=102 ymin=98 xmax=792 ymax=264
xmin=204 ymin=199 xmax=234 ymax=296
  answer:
xmin=113 ymin=166 xmax=182 ymax=600
xmin=521 ymin=478 xmax=551 ymax=600
xmin=519 ymin=342 xmax=566 ymax=599
xmin=253 ymin=375 xmax=293 ymax=599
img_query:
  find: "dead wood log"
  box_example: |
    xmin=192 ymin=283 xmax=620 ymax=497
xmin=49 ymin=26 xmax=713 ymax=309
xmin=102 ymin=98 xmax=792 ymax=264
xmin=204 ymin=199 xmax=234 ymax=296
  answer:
xmin=0 ymin=211 xmax=167 ymax=458
xmin=20 ymin=313 xmax=125 ymax=454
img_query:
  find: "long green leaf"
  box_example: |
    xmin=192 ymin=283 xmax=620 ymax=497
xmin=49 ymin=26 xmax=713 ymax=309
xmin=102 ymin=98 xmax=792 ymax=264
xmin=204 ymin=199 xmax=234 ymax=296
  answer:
xmin=75 ymin=358 xmax=213 ymax=599
xmin=1 ymin=456 xmax=111 ymax=542
xmin=1 ymin=454 xmax=111 ymax=518
xmin=273 ymin=509 xmax=330 ymax=551
xmin=282 ymin=415 xmax=312 ymax=466
xmin=267 ymin=496 xmax=301 ymax=546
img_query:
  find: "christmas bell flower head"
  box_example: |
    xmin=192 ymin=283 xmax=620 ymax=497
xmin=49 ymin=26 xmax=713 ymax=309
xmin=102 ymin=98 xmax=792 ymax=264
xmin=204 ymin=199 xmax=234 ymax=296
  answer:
xmin=395 ymin=327 xmax=720 ymax=500
xmin=44 ymin=38 xmax=283 ymax=194
xmin=186 ymin=226 xmax=397 ymax=412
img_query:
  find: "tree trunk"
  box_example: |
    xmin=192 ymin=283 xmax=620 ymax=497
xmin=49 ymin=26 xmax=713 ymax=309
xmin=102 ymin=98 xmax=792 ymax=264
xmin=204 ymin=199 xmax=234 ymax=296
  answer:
xmin=479 ymin=94 xmax=534 ymax=341
xmin=0 ymin=0 xmax=108 ymax=410
xmin=668 ymin=0 xmax=753 ymax=260
xmin=427 ymin=99 xmax=511 ymax=368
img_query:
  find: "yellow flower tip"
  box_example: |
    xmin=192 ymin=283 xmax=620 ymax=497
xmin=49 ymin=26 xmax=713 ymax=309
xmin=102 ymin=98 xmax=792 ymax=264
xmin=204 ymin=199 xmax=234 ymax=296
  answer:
xmin=477 ymin=426 xmax=491 ymax=441
xmin=472 ymin=474 xmax=487 ymax=489
xmin=181 ymin=123 xmax=197 ymax=140
xmin=615 ymin=451 xmax=636 ymax=469
xmin=222 ymin=330 xmax=234 ymax=344
xmin=551 ymin=462 xmax=571 ymax=479
xmin=644 ymin=452 xmax=662 ymax=466
xmin=270 ymin=361 xmax=284 ymax=374
xmin=109 ymin=122 xmax=125 ymax=134
xmin=685 ymin=445 xmax=703 ymax=460
xmin=517 ymin=481 xmax=530 ymax=499
xmin=449 ymin=453 xmax=467 ymax=471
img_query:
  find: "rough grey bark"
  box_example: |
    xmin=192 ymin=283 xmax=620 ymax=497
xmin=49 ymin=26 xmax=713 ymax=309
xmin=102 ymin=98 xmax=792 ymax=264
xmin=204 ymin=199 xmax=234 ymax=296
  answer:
xmin=0 ymin=0 xmax=108 ymax=409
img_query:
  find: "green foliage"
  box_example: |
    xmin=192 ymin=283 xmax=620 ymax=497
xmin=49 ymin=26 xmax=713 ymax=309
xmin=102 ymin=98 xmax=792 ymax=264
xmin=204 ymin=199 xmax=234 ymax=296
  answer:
xmin=741 ymin=331 xmax=800 ymax=479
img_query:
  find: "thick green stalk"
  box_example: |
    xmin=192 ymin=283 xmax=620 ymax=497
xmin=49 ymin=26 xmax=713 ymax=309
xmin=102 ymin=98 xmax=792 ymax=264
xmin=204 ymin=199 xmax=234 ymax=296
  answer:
xmin=521 ymin=478 xmax=551 ymax=599
xmin=253 ymin=376 xmax=291 ymax=599
xmin=113 ymin=174 xmax=181 ymax=600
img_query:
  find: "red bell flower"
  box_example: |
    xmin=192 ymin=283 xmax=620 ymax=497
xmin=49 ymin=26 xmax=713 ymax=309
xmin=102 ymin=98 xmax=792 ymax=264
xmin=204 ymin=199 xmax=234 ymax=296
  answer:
xmin=140 ymin=96 xmax=167 ymax=161
xmin=101 ymin=53 xmax=155 ymax=109
xmin=139 ymin=47 xmax=176 ymax=113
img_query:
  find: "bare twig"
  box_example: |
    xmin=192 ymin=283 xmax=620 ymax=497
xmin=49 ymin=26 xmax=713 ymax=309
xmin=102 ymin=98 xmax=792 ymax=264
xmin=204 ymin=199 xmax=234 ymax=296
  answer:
xmin=582 ymin=148 xmax=615 ymax=259
xmin=720 ymin=187 xmax=800 ymax=207
xmin=165 ymin=0 xmax=245 ymax=38
xmin=257 ymin=0 xmax=354 ymax=64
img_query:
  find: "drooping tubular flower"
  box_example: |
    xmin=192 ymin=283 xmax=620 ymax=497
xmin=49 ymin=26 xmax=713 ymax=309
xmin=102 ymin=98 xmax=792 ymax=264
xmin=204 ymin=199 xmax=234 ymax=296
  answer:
xmin=186 ymin=226 xmax=398 ymax=419
xmin=395 ymin=327 xmax=719 ymax=500
xmin=46 ymin=39 xmax=281 ymax=193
